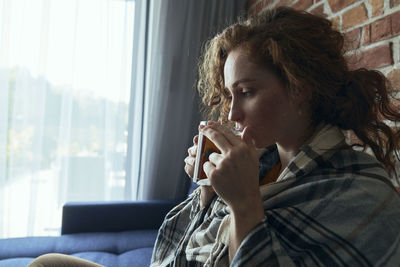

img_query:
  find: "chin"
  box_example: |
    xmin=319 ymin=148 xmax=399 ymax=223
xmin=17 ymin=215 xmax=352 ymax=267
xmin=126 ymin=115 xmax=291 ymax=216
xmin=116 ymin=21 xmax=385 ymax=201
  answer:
xmin=255 ymin=139 xmax=275 ymax=149
xmin=253 ymin=141 xmax=264 ymax=149
xmin=254 ymin=143 xmax=264 ymax=149
xmin=245 ymin=131 xmax=273 ymax=148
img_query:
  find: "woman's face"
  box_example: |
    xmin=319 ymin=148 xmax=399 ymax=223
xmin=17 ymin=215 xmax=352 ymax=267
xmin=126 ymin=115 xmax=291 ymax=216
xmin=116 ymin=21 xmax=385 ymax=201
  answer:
xmin=224 ymin=47 xmax=309 ymax=149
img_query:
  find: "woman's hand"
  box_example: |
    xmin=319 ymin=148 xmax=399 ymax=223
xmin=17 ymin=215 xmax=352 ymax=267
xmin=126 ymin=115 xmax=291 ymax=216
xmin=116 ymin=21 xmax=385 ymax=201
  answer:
xmin=201 ymin=122 xmax=265 ymax=262
xmin=200 ymin=122 xmax=263 ymax=215
xmin=184 ymin=129 xmax=215 ymax=209
xmin=183 ymin=135 xmax=198 ymax=179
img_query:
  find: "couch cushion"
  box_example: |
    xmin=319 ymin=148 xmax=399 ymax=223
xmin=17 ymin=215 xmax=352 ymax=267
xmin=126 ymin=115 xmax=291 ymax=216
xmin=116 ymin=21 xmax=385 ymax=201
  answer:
xmin=0 ymin=230 xmax=158 ymax=267
xmin=0 ymin=258 xmax=33 ymax=267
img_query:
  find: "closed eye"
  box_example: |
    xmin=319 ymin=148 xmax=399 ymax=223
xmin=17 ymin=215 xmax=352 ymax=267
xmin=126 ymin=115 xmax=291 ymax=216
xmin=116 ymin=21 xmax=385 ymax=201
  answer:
xmin=240 ymin=88 xmax=253 ymax=97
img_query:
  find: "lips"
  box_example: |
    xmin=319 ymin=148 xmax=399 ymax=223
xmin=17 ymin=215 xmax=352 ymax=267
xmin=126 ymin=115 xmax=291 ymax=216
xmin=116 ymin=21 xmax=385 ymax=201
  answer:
xmin=232 ymin=125 xmax=245 ymax=137
xmin=234 ymin=123 xmax=244 ymax=132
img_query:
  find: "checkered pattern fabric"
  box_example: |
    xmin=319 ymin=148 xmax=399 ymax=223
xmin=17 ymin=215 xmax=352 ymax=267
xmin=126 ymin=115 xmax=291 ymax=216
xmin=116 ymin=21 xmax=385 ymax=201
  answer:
xmin=151 ymin=125 xmax=400 ymax=266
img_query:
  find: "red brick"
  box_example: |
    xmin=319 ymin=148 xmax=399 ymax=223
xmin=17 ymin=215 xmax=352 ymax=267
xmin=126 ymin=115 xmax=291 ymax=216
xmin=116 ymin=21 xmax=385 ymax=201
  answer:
xmin=328 ymin=0 xmax=359 ymax=13
xmin=359 ymin=42 xmax=394 ymax=69
xmin=274 ymin=0 xmax=296 ymax=8
xmin=309 ymin=3 xmax=327 ymax=17
xmin=392 ymin=11 xmax=400 ymax=35
xmin=331 ymin=16 xmax=341 ymax=30
xmin=255 ymin=1 xmax=265 ymax=12
xmin=291 ymin=0 xmax=313 ymax=10
xmin=344 ymin=28 xmax=361 ymax=51
xmin=265 ymin=0 xmax=274 ymax=6
xmin=249 ymin=0 xmax=266 ymax=15
xmin=371 ymin=16 xmax=392 ymax=43
xmin=345 ymin=53 xmax=358 ymax=70
xmin=246 ymin=0 xmax=258 ymax=10
xmin=342 ymin=3 xmax=368 ymax=30
xmin=362 ymin=24 xmax=371 ymax=45
xmin=387 ymin=68 xmax=400 ymax=91
xmin=371 ymin=0 xmax=384 ymax=17
xmin=391 ymin=0 xmax=400 ymax=8
xmin=248 ymin=0 xmax=258 ymax=6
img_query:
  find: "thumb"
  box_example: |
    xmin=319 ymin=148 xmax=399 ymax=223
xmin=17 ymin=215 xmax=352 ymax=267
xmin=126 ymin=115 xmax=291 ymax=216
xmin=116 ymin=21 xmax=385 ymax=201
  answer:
xmin=242 ymin=126 xmax=256 ymax=149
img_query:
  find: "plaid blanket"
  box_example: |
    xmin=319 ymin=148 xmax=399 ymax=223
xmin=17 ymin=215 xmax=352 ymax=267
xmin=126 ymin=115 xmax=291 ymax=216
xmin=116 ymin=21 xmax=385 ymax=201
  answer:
xmin=151 ymin=125 xmax=400 ymax=266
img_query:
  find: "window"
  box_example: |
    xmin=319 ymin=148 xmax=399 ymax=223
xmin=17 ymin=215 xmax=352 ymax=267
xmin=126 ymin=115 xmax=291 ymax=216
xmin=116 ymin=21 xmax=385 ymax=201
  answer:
xmin=0 ymin=0 xmax=138 ymax=238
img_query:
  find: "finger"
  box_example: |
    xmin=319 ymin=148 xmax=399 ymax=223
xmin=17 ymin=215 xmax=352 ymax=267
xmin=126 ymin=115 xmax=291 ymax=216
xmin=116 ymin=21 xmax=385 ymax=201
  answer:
xmin=241 ymin=126 xmax=256 ymax=149
xmin=184 ymin=156 xmax=195 ymax=166
xmin=188 ymin=146 xmax=197 ymax=157
xmin=209 ymin=122 xmax=242 ymax=146
xmin=201 ymin=127 xmax=231 ymax=154
xmin=193 ymin=135 xmax=199 ymax=145
xmin=198 ymin=123 xmax=206 ymax=131
xmin=241 ymin=126 xmax=259 ymax=160
xmin=202 ymin=161 xmax=215 ymax=179
xmin=208 ymin=152 xmax=223 ymax=167
xmin=184 ymin=164 xmax=194 ymax=178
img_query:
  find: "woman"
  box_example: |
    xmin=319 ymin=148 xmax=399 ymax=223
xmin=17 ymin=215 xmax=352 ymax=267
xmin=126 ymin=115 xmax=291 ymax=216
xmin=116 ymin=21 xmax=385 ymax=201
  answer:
xmin=29 ymin=6 xmax=400 ymax=267
xmin=150 ymin=6 xmax=400 ymax=266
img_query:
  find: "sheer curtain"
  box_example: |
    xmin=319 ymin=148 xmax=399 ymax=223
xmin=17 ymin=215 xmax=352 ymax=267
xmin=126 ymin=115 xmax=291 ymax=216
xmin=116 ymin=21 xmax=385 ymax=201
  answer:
xmin=129 ymin=0 xmax=246 ymax=200
xmin=0 ymin=0 xmax=245 ymax=238
xmin=0 ymin=0 xmax=136 ymax=238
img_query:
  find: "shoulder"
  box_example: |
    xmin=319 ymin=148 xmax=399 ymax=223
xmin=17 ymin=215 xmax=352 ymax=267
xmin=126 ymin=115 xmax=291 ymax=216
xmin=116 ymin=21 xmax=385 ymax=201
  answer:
xmin=308 ymin=147 xmax=389 ymax=180
xmin=327 ymin=148 xmax=393 ymax=185
xmin=329 ymin=147 xmax=382 ymax=168
xmin=290 ymin=147 xmax=400 ymax=203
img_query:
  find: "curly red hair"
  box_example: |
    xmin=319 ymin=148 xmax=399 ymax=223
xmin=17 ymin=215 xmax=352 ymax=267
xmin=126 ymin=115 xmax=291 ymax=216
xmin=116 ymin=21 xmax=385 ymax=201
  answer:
xmin=197 ymin=6 xmax=400 ymax=177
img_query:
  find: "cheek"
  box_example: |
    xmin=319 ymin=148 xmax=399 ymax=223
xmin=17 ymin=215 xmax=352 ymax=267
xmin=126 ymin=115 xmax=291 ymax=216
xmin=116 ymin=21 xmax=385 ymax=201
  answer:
xmin=253 ymin=100 xmax=282 ymax=122
xmin=247 ymin=99 xmax=289 ymax=144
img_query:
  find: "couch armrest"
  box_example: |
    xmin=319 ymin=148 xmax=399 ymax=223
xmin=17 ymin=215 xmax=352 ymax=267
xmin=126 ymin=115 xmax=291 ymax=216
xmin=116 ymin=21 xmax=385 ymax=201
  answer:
xmin=61 ymin=200 xmax=181 ymax=235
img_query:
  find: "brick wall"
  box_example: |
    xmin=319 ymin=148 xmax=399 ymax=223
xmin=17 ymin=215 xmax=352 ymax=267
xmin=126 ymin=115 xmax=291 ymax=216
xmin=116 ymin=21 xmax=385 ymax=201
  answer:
xmin=247 ymin=0 xmax=400 ymax=91
xmin=247 ymin=0 xmax=400 ymax=176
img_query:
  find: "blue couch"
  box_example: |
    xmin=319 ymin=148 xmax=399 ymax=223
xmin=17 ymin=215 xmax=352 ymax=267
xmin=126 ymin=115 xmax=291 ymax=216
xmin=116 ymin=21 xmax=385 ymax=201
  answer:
xmin=0 ymin=189 xmax=195 ymax=267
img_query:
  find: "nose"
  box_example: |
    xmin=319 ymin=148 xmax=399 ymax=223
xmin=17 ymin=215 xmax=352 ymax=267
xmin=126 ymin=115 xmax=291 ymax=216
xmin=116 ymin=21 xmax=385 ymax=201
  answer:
xmin=228 ymin=98 xmax=242 ymax=122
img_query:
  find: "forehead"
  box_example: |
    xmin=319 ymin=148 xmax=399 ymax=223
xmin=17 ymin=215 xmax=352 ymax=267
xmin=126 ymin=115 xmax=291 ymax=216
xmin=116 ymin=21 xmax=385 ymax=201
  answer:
xmin=223 ymin=48 xmax=266 ymax=88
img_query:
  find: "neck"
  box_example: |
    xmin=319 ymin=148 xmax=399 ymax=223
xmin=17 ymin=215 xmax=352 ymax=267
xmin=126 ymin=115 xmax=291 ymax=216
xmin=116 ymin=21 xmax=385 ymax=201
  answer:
xmin=275 ymin=124 xmax=315 ymax=173
xmin=276 ymin=143 xmax=298 ymax=174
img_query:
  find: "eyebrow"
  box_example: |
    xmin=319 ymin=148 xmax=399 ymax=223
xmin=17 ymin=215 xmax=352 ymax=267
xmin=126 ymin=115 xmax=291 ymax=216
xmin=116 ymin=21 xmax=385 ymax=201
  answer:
xmin=232 ymin=78 xmax=256 ymax=88
xmin=224 ymin=78 xmax=257 ymax=94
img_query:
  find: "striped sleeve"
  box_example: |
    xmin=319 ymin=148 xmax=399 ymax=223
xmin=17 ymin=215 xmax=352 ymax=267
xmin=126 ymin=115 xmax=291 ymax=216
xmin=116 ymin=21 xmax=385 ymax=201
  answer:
xmin=231 ymin=217 xmax=297 ymax=267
